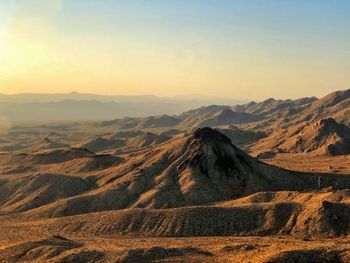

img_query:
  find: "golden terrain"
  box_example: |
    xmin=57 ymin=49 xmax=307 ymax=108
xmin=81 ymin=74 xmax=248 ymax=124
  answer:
xmin=1 ymin=225 xmax=350 ymax=263
xmin=264 ymin=154 xmax=350 ymax=174
xmin=1 ymin=130 xmax=350 ymax=262
xmin=2 ymin=90 xmax=350 ymax=262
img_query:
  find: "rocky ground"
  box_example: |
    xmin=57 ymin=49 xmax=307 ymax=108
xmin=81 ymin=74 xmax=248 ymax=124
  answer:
xmin=2 ymin=90 xmax=350 ymax=262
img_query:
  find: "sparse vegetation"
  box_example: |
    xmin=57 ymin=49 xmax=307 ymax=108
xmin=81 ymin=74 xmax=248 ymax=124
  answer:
xmin=2 ymin=90 xmax=350 ymax=262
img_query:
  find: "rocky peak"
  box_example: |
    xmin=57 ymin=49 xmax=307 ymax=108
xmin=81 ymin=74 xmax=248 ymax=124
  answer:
xmin=191 ymin=127 xmax=232 ymax=145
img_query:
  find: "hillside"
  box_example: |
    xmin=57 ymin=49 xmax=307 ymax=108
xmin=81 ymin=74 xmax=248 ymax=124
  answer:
xmin=215 ymin=126 xmax=266 ymax=147
xmin=1 ymin=124 xmax=350 ymax=262
xmin=250 ymin=118 xmax=350 ymax=156
xmin=197 ymin=109 xmax=261 ymax=126
xmin=2 ymin=90 xmax=350 ymax=262
xmin=80 ymin=136 xmax=126 ymax=153
xmin=1 ymin=128 xmax=349 ymax=219
xmin=294 ymin=89 xmax=350 ymax=125
xmin=35 ymin=138 xmax=70 ymax=151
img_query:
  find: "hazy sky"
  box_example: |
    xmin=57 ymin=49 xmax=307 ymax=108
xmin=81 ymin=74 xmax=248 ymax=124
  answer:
xmin=0 ymin=0 xmax=349 ymax=100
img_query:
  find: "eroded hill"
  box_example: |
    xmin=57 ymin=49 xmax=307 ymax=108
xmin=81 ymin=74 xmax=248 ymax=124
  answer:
xmin=250 ymin=118 xmax=350 ymax=156
xmin=2 ymin=90 xmax=350 ymax=262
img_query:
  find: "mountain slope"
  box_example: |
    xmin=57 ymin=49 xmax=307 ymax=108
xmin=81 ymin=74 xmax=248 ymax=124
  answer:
xmin=125 ymin=132 xmax=171 ymax=149
xmin=231 ymin=97 xmax=317 ymax=116
xmin=5 ymin=127 xmax=347 ymax=218
xmin=294 ymin=89 xmax=350 ymax=125
xmin=250 ymin=118 xmax=350 ymax=156
xmin=35 ymin=138 xmax=70 ymax=151
xmin=81 ymin=136 xmax=126 ymax=153
xmin=197 ymin=109 xmax=261 ymax=126
xmin=215 ymin=126 xmax=266 ymax=147
xmin=1 ymin=128 xmax=350 ymax=240
xmin=101 ymin=114 xmax=180 ymax=129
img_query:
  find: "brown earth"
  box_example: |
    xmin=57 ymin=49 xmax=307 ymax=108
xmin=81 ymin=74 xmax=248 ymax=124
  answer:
xmin=2 ymin=89 xmax=350 ymax=262
xmin=250 ymin=118 xmax=350 ymax=156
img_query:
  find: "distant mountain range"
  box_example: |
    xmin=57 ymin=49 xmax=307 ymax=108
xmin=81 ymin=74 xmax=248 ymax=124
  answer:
xmin=95 ymin=89 xmax=350 ymax=156
xmin=0 ymin=92 xmax=245 ymax=122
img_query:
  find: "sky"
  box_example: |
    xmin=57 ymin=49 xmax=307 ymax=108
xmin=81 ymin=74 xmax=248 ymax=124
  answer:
xmin=0 ymin=0 xmax=349 ymax=100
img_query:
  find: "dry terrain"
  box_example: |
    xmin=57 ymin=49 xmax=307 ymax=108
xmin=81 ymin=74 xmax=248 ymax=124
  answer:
xmin=1 ymin=225 xmax=350 ymax=263
xmin=2 ymin=89 xmax=350 ymax=262
xmin=263 ymin=153 xmax=350 ymax=174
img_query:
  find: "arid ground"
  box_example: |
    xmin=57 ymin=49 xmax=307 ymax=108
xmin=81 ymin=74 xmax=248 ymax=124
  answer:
xmin=2 ymin=90 xmax=350 ymax=262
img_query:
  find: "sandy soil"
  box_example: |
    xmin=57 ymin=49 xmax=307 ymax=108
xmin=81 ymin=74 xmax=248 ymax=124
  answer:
xmin=0 ymin=218 xmax=349 ymax=263
xmin=263 ymin=153 xmax=350 ymax=174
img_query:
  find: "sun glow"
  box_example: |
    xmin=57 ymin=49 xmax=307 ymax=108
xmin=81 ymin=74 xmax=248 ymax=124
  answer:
xmin=0 ymin=0 xmax=349 ymax=99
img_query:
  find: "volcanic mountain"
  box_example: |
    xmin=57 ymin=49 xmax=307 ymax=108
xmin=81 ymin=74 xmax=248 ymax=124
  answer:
xmin=1 ymin=126 xmax=350 ymax=256
xmin=250 ymin=118 xmax=350 ymax=156
xmin=1 ymin=127 xmax=347 ymax=219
